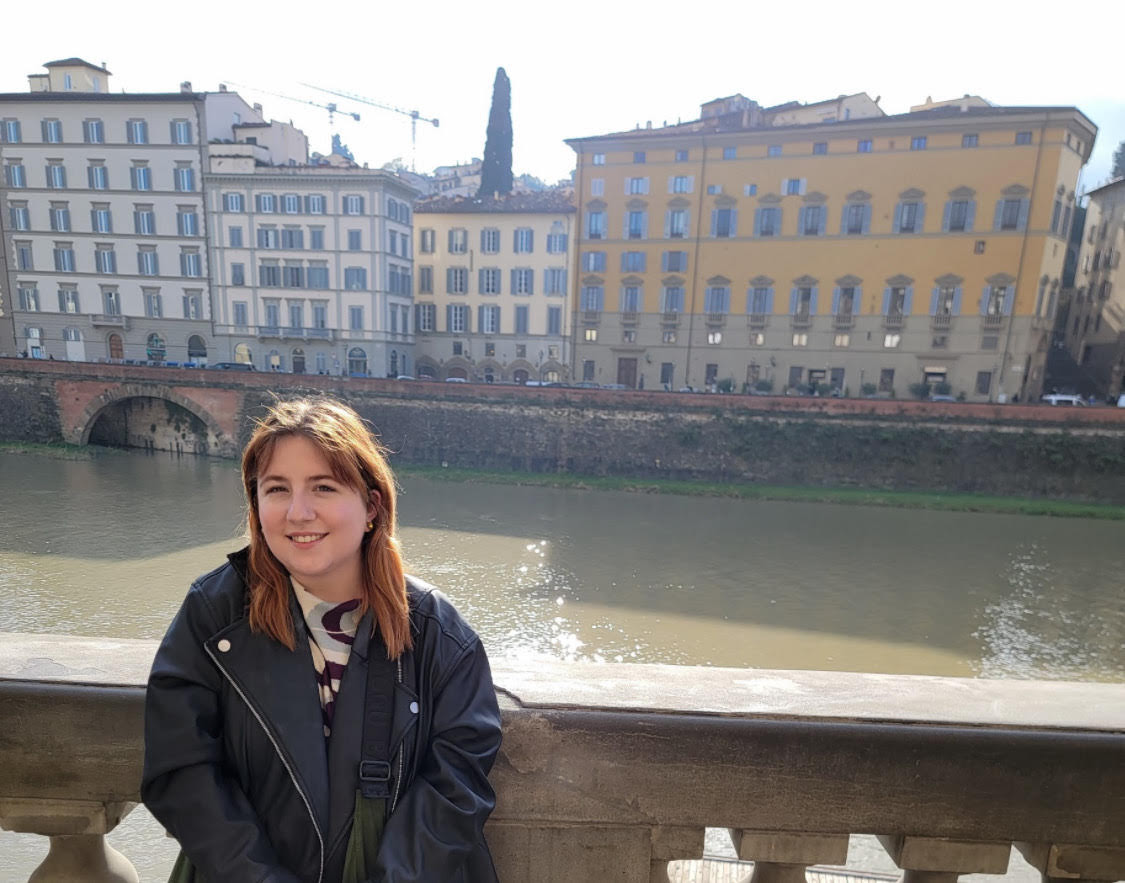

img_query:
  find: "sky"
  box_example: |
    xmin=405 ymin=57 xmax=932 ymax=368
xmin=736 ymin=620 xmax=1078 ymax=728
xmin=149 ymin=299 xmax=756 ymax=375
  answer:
xmin=3 ymin=0 xmax=1122 ymax=192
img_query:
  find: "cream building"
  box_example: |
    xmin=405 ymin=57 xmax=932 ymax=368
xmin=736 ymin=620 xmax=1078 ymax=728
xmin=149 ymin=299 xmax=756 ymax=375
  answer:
xmin=206 ymin=144 xmax=419 ymax=377
xmin=1063 ymin=177 xmax=1125 ymax=395
xmin=413 ymin=192 xmax=574 ymax=382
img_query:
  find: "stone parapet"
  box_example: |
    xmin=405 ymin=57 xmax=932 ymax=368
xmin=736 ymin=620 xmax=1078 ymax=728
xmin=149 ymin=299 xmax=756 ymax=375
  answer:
xmin=1 ymin=634 xmax=1124 ymax=882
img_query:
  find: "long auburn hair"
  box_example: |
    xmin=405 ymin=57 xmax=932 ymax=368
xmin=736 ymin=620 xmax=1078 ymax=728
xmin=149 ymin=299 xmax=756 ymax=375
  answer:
xmin=241 ymin=397 xmax=412 ymax=658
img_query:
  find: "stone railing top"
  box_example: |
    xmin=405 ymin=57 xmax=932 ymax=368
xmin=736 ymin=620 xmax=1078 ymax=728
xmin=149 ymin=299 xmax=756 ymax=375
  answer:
xmin=3 ymin=633 xmax=1123 ymax=733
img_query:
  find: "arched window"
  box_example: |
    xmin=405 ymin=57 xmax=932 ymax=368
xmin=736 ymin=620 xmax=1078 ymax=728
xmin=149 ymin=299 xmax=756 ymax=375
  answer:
xmin=234 ymin=343 xmax=252 ymax=365
xmin=292 ymin=347 xmax=306 ymax=374
xmin=513 ymin=368 xmax=530 ymax=385
xmin=107 ymin=333 xmax=124 ymax=360
xmin=146 ymin=332 xmax=166 ymax=362
xmin=389 ymin=349 xmax=398 ymax=377
xmin=187 ymin=335 xmax=207 ymax=361
xmin=348 ymin=347 xmax=368 ymax=376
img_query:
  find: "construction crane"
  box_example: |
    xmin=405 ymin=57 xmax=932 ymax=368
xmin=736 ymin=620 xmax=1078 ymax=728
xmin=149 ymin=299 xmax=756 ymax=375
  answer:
xmin=301 ymin=82 xmax=438 ymax=171
xmin=220 ymin=81 xmax=362 ymax=127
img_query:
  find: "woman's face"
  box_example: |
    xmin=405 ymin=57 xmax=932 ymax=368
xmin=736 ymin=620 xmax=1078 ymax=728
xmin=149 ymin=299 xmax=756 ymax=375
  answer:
xmin=255 ymin=434 xmax=377 ymax=601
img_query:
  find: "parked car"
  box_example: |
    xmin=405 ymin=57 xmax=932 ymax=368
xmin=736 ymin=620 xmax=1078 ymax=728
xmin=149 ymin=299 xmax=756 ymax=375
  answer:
xmin=212 ymin=361 xmax=254 ymax=371
xmin=601 ymin=383 xmax=628 ymax=390
xmin=1040 ymin=394 xmax=1085 ymax=406
xmin=393 ymin=375 xmax=416 ymax=381
xmin=444 ymin=376 xmax=468 ymax=383
xmin=572 ymin=381 xmax=600 ymax=389
xmin=929 ymin=394 xmax=957 ymax=403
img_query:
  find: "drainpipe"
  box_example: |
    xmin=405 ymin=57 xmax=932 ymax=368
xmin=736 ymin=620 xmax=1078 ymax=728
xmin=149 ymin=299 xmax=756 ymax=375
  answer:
xmin=998 ymin=119 xmax=1047 ymax=402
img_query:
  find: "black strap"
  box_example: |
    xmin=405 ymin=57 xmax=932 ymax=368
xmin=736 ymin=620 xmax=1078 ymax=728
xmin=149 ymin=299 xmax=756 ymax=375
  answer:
xmin=358 ymin=627 xmax=397 ymax=801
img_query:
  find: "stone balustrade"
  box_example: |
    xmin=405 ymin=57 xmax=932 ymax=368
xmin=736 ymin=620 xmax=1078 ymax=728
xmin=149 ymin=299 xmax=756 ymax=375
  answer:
xmin=1 ymin=633 xmax=1123 ymax=883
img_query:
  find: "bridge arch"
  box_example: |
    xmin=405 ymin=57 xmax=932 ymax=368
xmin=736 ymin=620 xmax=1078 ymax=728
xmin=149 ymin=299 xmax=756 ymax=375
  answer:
xmin=73 ymin=383 xmax=238 ymax=457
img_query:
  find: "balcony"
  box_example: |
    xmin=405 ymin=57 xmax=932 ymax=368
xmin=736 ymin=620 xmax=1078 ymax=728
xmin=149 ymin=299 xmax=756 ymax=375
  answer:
xmin=620 ymin=311 xmax=640 ymax=326
xmin=983 ymin=313 xmax=1005 ymax=329
xmin=790 ymin=310 xmax=812 ymax=329
xmin=2 ymin=633 xmax=1124 ymax=883
xmin=747 ymin=313 xmax=770 ymax=329
xmin=932 ymin=313 xmax=953 ymax=330
xmin=883 ymin=311 xmax=905 ymax=330
xmin=833 ymin=312 xmax=855 ymax=330
xmin=661 ymin=311 xmax=681 ymax=325
xmin=705 ymin=313 xmax=726 ymax=326
xmin=583 ymin=310 xmax=602 ymax=324
xmin=257 ymin=325 xmax=336 ymax=342
xmin=90 ymin=314 xmax=128 ymax=328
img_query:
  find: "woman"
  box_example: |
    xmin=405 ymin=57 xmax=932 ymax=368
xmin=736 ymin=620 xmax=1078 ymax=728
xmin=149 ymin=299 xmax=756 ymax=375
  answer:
xmin=142 ymin=397 xmax=502 ymax=882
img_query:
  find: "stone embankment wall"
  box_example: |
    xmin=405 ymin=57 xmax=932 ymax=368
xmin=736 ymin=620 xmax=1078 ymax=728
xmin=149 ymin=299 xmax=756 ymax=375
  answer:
xmin=4 ymin=360 xmax=1125 ymax=502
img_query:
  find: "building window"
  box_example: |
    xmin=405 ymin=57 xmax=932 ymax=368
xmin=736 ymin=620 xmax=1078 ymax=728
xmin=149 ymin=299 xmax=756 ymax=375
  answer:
xmin=813 ymin=142 xmax=827 ymax=155
xmin=586 ymin=211 xmax=606 ymax=239
xmin=747 ymin=287 xmax=773 ymax=314
xmin=911 ymin=136 xmax=927 ymax=151
xmin=547 ymin=307 xmax=562 ymax=336
xmin=792 ymin=333 xmax=808 ymax=347
xmin=343 ymin=195 xmax=365 ymax=215
xmin=95 ymin=246 xmax=116 ymax=274
xmin=671 ymin=175 xmax=692 ymax=194
xmin=660 ymin=286 xmax=684 ymax=313
xmin=10 ymin=203 xmax=30 ymax=231
xmin=946 ymin=199 xmax=974 ymax=232
xmin=479 ymin=305 xmax=501 ymax=334
xmin=4 ymin=161 xmax=26 ymax=188
xmin=233 ymin=301 xmax=248 ymax=328
xmin=962 ymin=133 xmax=979 ymax=148
xmin=711 ymin=208 xmax=736 ymax=238
xmin=621 ymin=251 xmax=646 ymax=273
xmin=282 ymin=194 xmax=300 ymax=214
xmin=512 ymin=268 xmax=534 ymax=295
xmin=2 ymin=119 xmax=23 ymax=143
xmin=307 ymin=194 xmax=325 ymax=214
xmin=344 ymin=267 xmax=368 ymax=290
xmin=546 ymin=232 xmax=567 ymax=253
xmin=626 ymin=177 xmax=649 ymax=195
xmin=15 ymin=241 xmax=33 ymax=270
xmin=58 ymin=288 xmax=81 ymax=313
xmin=231 ymin=263 xmax=245 ymax=286
xmin=308 ymin=263 xmax=328 ymax=289
xmin=258 ymin=226 xmax=279 ymax=249
xmin=1015 ymin=131 xmax=1033 ymax=145
xmin=46 ymin=162 xmax=67 ymax=188
xmin=583 ymin=251 xmax=607 ymax=272
xmin=18 ymin=286 xmax=40 ymax=311
xmin=755 ymin=207 xmax=780 ymax=237
xmin=515 ymin=305 xmax=529 ymax=335
xmin=843 ymin=202 xmax=870 ymax=235
xmin=475 ymin=227 xmax=499 ymax=253
xmin=674 ymin=149 xmax=689 ymax=162
xmin=419 ymin=266 xmax=434 ymax=294
xmin=662 ymin=250 xmax=687 ymax=273
xmin=592 ymin=153 xmax=606 ymax=165
xmin=83 ymin=163 xmax=108 ymax=190
xmin=49 ymin=204 xmax=71 ymax=232
xmin=834 ymin=333 xmax=850 ymax=347
xmin=514 ymin=227 xmax=534 ymax=252
xmin=144 ymin=290 xmax=163 ymax=318
xmin=621 ymin=285 xmax=641 ymax=313
xmin=348 ymin=229 xmax=362 ymax=251
xmin=896 ymin=201 xmax=923 ymax=234
xmin=479 ymin=268 xmax=501 ymax=294
xmin=627 ymin=210 xmax=647 ymax=239
xmin=282 ymin=263 xmax=304 ymax=288
xmin=349 ymin=306 xmax=364 ymax=330
xmin=448 ymin=228 xmax=468 ymax=254
xmin=178 ymin=209 xmax=199 ymax=236
xmin=229 ymin=226 xmax=243 ymax=247
xmin=420 ymin=228 xmax=435 ymax=253
xmin=633 ymin=151 xmax=646 ymax=163
xmin=309 ymin=227 xmax=324 ymax=250
xmin=43 ymin=119 xmax=63 ymax=143
xmin=448 ymin=305 xmax=469 ymax=333
xmin=174 ymin=165 xmax=195 ymax=192
xmin=857 ymin=139 xmax=872 ymax=153
xmin=131 ymin=163 xmax=152 ymax=191
xmin=172 ymin=120 xmax=192 ymax=144
xmin=446 ymin=267 xmax=468 ymax=294
xmin=259 ymin=263 xmax=281 ymax=287
xmin=415 ymin=303 xmax=436 ymax=332
xmin=975 ymin=371 xmax=992 ymax=395
xmin=223 ymin=192 xmax=244 ymax=212
xmin=883 ymin=333 xmax=901 ymax=348
xmin=184 ymin=292 xmax=202 ymax=320
xmin=767 ymin=145 xmax=782 ymax=157
xmin=580 ymin=285 xmax=604 ymax=312
xmin=722 ymin=146 xmax=736 ymax=160
xmin=996 ymin=198 xmax=1026 ymax=231
xmin=53 ymin=243 xmax=76 ymax=271
xmin=703 ymin=286 xmax=730 ymax=314
xmin=800 ymin=205 xmax=825 ymax=236
xmin=127 ymin=119 xmax=148 ymax=144
xmin=584 ymin=328 xmax=598 ymax=342
xmin=667 ymin=208 xmax=688 ymax=238
xmin=590 ymin=178 xmax=604 ymax=196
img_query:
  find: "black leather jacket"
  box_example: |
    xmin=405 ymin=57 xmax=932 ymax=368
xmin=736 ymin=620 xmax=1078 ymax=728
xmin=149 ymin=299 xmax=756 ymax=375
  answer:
xmin=142 ymin=548 xmax=502 ymax=883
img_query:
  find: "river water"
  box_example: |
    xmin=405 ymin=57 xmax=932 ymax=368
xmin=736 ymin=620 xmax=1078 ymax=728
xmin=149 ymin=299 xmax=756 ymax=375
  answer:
xmin=2 ymin=447 xmax=1123 ymax=879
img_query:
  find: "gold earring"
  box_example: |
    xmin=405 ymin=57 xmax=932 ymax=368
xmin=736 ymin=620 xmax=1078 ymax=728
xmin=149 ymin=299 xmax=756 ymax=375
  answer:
xmin=366 ymin=521 xmax=374 ymax=532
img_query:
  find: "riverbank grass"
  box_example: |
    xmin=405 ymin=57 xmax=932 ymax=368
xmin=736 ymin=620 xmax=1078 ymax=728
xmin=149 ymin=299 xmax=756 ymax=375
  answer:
xmin=0 ymin=441 xmax=104 ymax=460
xmin=397 ymin=465 xmax=1125 ymax=520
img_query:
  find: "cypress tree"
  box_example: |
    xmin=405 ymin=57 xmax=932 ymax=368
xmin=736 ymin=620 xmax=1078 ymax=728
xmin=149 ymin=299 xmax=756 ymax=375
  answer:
xmin=478 ymin=67 xmax=513 ymax=197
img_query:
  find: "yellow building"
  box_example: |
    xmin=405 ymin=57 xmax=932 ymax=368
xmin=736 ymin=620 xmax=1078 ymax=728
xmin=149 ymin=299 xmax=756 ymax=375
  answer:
xmin=565 ymin=94 xmax=1096 ymax=400
xmin=1064 ymin=177 xmax=1125 ymax=395
xmin=412 ymin=191 xmax=574 ymax=382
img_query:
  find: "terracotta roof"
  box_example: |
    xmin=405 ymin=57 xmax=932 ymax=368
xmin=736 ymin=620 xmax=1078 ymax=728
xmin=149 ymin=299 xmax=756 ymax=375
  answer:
xmin=416 ymin=190 xmax=575 ymax=214
xmin=43 ymin=58 xmax=111 ymax=74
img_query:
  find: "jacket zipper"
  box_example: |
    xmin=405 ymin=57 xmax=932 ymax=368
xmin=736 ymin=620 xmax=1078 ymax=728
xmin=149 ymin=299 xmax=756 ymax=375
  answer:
xmin=390 ymin=657 xmax=404 ymax=813
xmin=206 ymin=644 xmax=325 ymax=883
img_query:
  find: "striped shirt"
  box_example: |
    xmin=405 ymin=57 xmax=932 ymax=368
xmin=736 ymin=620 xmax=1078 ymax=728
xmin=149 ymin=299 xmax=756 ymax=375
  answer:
xmin=292 ymin=578 xmax=361 ymax=738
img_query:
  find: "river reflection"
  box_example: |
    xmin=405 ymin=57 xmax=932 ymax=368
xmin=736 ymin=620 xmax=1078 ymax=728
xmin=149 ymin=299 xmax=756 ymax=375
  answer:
xmin=1 ymin=448 xmax=1122 ymax=680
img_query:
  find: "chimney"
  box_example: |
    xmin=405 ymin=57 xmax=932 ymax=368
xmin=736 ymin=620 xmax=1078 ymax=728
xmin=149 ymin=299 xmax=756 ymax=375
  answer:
xmin=180 ymin=81 xmax=192 ymax=94
xmin=101 ymin=62 xmax=107 ymax=70
xmin=219 ymin=83 xmax=227 ymax=92
xmin=253 ymin=103 xmax=263 ymax=115
xmin=646 ymin=120 xmax=652 ymax=129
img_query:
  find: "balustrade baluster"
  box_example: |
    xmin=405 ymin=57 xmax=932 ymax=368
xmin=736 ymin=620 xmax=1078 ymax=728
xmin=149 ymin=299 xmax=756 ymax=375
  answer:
xmin=727 ymin=831 xmax=850 ymax=883
xmin=877 ymin=834 xmax=1010 ymax=883
xmin=1016 ymin=842 xmax=1125 ymax=883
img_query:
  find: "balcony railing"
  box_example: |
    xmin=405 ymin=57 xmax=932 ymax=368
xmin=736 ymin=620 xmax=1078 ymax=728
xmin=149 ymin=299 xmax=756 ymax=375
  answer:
xmin=833 ymin=312 xmax=855 ymax=330
xmin=747 ymin=313 xmax=770 ymax=329
xmin=883 ymin=311 xmax=905 ymax=329
xmin=983 ymin=313 xmax=1005 ymax=329
xmin=661 ymin=311 xmax=681 ymax=325
xmin=619 ymin=311 xmax=640 ymax=325
xmin=90 ymin=313 xmax=128 ymax=328
xmin=705 ymin=313 xmax=726 ymax=326
xmin=257 ymin=325 xmax=336 ymax=341
xmin=790 ymin=310 xmax=812 ymax=329
xmin=583 ymin=310 xmax=601 ymax=324
xmin=932 ymin=313 xmax=953 ymax=330
xmin=2 ymin=633 xmax=1123 ymax=883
